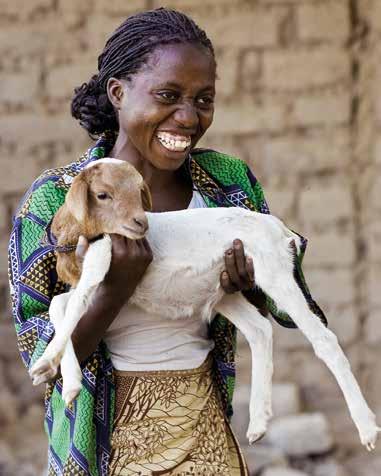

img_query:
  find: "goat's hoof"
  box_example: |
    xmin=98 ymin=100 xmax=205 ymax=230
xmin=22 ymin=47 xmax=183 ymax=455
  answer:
xmin=30 ymin=358 xmax=59 ymax=383
xmin=31 ymin=369 xmax=57 ymax=385
xmin=62 ymin=385 xmax=82 ymax=406
xmin=359 ymin=423 xmax=381 ymax=451
xmin=247 ymin=431 xmax=266 ymax=445
xmin=247 ymin=421 xmax=267 ymax=445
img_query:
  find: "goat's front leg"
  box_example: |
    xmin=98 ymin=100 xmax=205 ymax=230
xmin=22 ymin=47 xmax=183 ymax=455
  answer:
xmin=50 ymin=292 xmax=83 ymax=405
xmin=60 ymin=339 xmax=82 ymax=406
xmin=31 ymin=291 xmax=83 ymax=405
xmin=30 ymin=291 xmax=74 ymax=385
xmin=270 ymin=278 xmax=381 ymax=451
xmin=30 ymin=235 xmax=112 ymax=379
xmin=215 ymin=292 xmax=274 ymax=444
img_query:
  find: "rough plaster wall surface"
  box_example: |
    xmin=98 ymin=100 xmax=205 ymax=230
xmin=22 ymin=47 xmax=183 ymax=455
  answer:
xmin=0 ymin=0 xmax=380 ymax=475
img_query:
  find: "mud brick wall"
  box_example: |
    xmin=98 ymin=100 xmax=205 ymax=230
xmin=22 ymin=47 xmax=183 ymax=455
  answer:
xmin=0 ymin=1 xmax=380 ymax=474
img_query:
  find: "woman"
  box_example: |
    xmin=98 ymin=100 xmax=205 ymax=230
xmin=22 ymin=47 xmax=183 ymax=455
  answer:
xmin=8 ymin=7 xmax=316 ymax=476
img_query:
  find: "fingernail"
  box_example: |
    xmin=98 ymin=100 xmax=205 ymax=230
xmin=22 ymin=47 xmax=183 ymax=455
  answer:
xmin=78 ymin=236 xmax=86 ymax=246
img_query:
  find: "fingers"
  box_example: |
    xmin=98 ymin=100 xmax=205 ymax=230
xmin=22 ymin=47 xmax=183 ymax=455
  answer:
xmin=233 ymin=239 xmax=246 ymax=279
xmin=75 ymin=235 xmax=89 ymax=264
xmin=221 ymin=239 xmax=255 ymax=294
xmin=140 ymin=237 xmax=153 ymax=257
xmin=245 ymin=256 xmax=255 ymax=284
xmin=109 ymin=233 xmax=128 ymax=257
xmin=109 ymin=234 xmax=152 ymax=262
xmin=224 ymin=245 xmax=241 ymax=285
xmin=220 ymin=271 xmax=238 ymax=294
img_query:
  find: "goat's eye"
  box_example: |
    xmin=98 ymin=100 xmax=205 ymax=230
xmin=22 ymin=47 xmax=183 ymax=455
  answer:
xmin=97 ymin=192 xmax=110 ymax=200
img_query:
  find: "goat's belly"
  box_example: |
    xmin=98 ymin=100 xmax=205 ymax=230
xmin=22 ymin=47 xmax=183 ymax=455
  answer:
xmin=131 ymin=262 xmax=224 ymax=322
xmin=131 ymin=208 xmax=256 ymax=319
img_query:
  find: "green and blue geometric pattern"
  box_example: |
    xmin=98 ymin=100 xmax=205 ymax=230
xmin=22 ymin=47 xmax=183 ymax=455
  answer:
xmin=8 ymin=133 xmax=326 ymax=474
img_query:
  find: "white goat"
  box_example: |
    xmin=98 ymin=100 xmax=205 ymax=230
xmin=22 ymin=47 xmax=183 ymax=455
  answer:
xmin=30 ymin=158 xmax=380 ymax=451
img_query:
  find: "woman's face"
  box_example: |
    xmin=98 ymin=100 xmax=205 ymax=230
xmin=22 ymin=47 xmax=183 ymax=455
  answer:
xmin=107 ymin=42 xmax=216 ymax=171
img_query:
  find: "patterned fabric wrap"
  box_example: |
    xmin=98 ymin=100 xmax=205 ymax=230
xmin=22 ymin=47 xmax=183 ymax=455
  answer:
xmin=108 ymin=355 xmax=248 ymax=475
xmin=8 ymin=133 xmax=326 ymax=475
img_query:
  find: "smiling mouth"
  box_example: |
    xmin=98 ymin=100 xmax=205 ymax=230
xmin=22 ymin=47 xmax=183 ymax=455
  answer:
xmin=156 ymin=132 xmax=192 ymax=152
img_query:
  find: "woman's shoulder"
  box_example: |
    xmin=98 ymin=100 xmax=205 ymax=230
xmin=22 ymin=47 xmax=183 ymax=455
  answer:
xmin=191 ymin=147 xmax=269 ymax=214
xmin=191 ymin=148 xmax=247 ymax=170
xmin=35 ymin=152 xmax=90 ymax=190
xmin=191 ymin=147 xmax=256 ymax=184
xmin=13 ymin=153 xmax=89 ymax=222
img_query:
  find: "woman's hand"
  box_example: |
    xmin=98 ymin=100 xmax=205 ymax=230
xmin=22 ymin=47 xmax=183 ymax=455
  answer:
xmin=102 ymin=234 xmax=153 ymax=299
xmin=76 ymin=234 xmax=153 ymax=301
xmin=220 ymin=239 xmax=255 ymax=293
xmin=220 ymin=238 xmax=268 ymax=316
xmin=72 ymin=234 xmax=153 ymax=362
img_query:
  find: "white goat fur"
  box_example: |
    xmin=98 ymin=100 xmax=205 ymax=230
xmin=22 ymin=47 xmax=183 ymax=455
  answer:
xmin=30 ymin=159 xmax=380 ymax=450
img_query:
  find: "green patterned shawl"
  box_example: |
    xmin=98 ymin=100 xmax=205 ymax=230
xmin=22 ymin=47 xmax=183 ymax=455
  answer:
xmin=8 ymin=133 xmax=326 ymax=475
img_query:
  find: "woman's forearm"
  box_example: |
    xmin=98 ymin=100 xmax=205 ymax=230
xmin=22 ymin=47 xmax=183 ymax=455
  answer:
xmin=242 ymin=288 xmax=269 ymax=317
xmin=71 ymin=283 xmax=130 ymax=363
xmin=69 ymin=235 xmax=153 ymax=363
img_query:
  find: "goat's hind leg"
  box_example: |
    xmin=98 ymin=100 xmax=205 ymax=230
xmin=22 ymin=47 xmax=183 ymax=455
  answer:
xmin=269 ymin=277 xmax=381 ymax=450
xmin=215 ymin=292 xmax=274 ymax=444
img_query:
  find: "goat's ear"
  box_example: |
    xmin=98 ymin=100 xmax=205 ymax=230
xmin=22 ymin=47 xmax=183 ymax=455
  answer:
xmin=66 ymin=175 xmax=89 ymax=223
xmin=141 ymin=182 xmax=152 ymax=211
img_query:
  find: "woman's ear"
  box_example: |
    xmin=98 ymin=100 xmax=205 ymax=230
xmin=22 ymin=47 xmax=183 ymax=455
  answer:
xmin=66 ymin=174 xmax=89 ymax=223
xmin=141 ymin=182 xmax=153 ymax=211
xmin=107 ymin=77 xmax=125 ymax=110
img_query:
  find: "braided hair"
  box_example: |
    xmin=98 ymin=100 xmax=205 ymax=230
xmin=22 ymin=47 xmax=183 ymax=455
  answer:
xmin=71 ymin=8 xmax=215 ymax=137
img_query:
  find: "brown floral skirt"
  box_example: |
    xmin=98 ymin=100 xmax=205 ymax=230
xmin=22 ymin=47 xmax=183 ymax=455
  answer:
xmin=108 ymin=355 xmax=249 ymax=475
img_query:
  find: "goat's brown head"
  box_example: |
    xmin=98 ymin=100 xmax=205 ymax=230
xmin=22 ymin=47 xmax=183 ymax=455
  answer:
xmin=65 ymin=159 xmax=152 ymax=239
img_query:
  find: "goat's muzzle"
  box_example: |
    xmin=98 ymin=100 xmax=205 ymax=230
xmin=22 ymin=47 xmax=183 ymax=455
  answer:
xmin=121 ymin=215 xmax=149 ymax=239
xmin=133 ymin=217 xmax=148 ymax=234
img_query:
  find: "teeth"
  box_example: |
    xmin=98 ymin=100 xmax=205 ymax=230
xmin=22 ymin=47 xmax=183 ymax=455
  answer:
xmin=156 ymin=132 xmax=191 ymax=151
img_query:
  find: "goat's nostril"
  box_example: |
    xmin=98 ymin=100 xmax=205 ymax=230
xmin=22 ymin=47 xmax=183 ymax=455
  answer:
xmin=133 ymin=218 xmax=146 ymax=230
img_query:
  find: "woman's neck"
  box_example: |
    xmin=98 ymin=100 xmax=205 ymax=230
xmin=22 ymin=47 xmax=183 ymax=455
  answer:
xmin=109 ymin=136 xmax=180 ymax=193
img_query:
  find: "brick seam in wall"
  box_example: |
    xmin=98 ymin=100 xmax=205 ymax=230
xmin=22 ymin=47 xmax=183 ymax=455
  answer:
xmin=348 ymin=0 xmax=374 ymax=386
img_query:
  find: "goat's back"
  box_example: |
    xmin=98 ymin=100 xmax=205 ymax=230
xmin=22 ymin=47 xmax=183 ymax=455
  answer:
xmin=145 ymin=207 xmax=300 ymax=264
xmin=129 ymin=207 xmax=301 ymax=320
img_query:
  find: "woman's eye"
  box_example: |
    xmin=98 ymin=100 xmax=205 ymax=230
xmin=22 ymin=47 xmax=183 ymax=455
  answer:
xmin=97 ymin=192 xmax=111 ymax=200
xmin=158 ymin=91 xmax=178 ymax=101
xmin=197 ymin=96 xmax=214 ymax=106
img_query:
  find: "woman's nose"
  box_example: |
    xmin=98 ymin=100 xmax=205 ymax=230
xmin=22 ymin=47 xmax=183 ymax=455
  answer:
xmin=173 ymin=103 xmax=198 ymax=129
